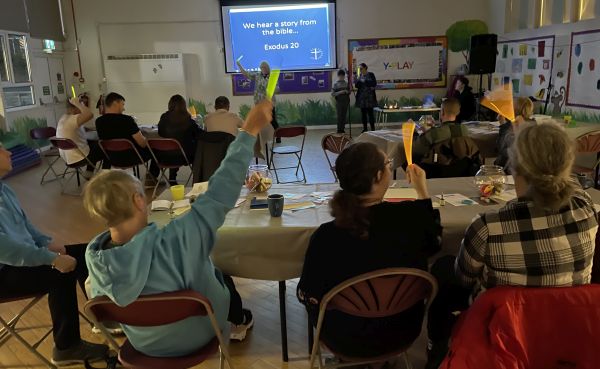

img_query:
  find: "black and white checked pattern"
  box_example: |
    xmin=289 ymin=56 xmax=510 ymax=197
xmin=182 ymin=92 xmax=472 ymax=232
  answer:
xmin=456 ymin=187 xmax=598 ymax=290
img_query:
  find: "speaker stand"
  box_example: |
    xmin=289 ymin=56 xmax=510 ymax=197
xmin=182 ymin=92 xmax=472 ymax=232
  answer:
xmin=476 ymin=73 xmax=484 ymax=120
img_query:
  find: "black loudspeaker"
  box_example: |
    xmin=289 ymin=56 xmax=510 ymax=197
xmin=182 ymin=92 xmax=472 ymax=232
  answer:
xmin=468 ymin=34 xmax=497 ymax=75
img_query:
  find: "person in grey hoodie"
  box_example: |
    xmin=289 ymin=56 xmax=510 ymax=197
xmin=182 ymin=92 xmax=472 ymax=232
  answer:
xmin=83 ymin=100 xmax=273 ymax=357
xmin=332 ymin=69 xmax=351 ymax=133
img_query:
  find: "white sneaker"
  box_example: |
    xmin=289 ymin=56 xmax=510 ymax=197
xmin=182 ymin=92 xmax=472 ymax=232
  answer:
xmin=230 ymin=309 xmax=253 ymax=341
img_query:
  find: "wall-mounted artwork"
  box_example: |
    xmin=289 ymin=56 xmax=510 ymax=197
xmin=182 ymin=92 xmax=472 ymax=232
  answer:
xmin=567 ymin=29 xmax=600 ymax=109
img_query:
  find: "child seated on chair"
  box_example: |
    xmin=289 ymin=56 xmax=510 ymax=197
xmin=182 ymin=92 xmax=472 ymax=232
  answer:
xmin=83 ymin=101 xmax=273 ymax=357
xmin=412 ymin=97 xmax=469 ymax=165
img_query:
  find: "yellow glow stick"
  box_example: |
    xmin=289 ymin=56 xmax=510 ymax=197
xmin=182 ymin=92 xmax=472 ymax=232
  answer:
xmin=480 ymin=83 xmax=515 ymax=122
xmin=188 ymin=105 xmax=197 ymax=117
xmin=71 ymin=85 xmax=76 ymax=98
xmin=402 ymin=121 xmax=416 ymax=166
xmin=266 ymin=69 xmax=280 ymax=100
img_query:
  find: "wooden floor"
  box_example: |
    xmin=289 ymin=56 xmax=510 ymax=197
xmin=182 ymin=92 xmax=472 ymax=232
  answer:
xmin=0 ymin=128 xmax=428 ymax=369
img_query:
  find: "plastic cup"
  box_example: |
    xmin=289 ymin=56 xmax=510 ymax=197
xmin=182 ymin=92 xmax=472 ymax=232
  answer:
xmin=170 ymin=185 xmax=185 ymax=201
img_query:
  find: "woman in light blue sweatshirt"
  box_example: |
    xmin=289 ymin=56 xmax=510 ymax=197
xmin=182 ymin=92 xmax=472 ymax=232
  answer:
xmin=84 ymin=101 xmax=273 ymax=357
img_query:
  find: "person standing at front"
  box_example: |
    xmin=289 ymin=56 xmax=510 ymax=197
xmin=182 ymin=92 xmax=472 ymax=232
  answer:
xmin=332 ymin=69 xmax=350 ymax=134
xmin=355 ymin=63 xmax=378 ymax=132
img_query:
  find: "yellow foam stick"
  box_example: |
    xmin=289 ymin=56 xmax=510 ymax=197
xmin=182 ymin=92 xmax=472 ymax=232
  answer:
xmin=71 ymin=85 xmax=76 ymax=98
xmin=402 ymin=121 xmax=416 ymax=166
xmin=188 ymin=105 xmax=197 ymax=117
xmin=266 ymin=69 xmax=280 ymax=100
xmin=480 ymin=83 xmax=515 ymax=122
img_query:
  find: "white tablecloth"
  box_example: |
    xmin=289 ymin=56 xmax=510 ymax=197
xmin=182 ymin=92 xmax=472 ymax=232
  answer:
xmin=149 ymin=179 xmax=600 ymax=281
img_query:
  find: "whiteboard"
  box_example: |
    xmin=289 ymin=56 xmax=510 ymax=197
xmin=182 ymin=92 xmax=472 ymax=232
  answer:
xmin=492 ymin=36 xmax=555 ymax=100
xmin=104 ymin=53 xmax=187 ymax=124
xmin=567 ymin=29 xmax=600 ymax=109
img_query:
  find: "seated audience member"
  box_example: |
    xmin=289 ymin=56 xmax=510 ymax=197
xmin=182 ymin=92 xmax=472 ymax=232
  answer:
xmin=494 ymin=96 xmax=535 ymax=171
xmin=157 ymin=94 xmax=200 ymax=184
xmin=425 ymin=122 xmax=598 ymax=369
xmin=412 ymin=97 xmax=469 ymax=164
xmin=56 ymin=97 xmax=107 ymax=178
xmin=297 ymin=142 xmax=442 ymax=359
xmin=204 ymin=96 xmax=244 ymax=137
xmin=453 ymin=76 xmax=476 ymax=122
xmin=0 ymin=143 xmax=108 ymax=365
xmin=95 ymin=92 xmax=159 ymax=184
xmin=83 ymin=101 xmax=273 ymax=357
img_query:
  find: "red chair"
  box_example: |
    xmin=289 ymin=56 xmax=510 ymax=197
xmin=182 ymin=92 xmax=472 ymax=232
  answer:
xmin=147 ymin=138 xmax=193 ymax=198
xmin=268 ymin=126 xmax=307 ymax=184
xmin=309 ymin=268 xmax=438 ymax=369
xmin=440 ymin=285 xmax=600 ymax=369
xmin=49 ymin=137 xmax=97 ymax=195
xmin=321 ymin=133 xmax=352 ymax=182
xmin=84 ymin=290 xmax=235 ymax=369
xmin=573 ymin=130 xmax=600 ymax=189
xmin=30 ymin=127 xmax=61 ymax=184
xmin=99 ymin=139 xmax=147 ymax=179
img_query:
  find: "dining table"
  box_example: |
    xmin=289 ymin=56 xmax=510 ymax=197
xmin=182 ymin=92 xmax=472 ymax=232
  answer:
xmin=149 ymin=177 xmax=600 ymax=362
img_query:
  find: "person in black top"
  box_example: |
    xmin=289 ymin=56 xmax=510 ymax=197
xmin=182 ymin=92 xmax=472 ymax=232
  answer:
xmin=453 ymin=76 xmax=476 ymax=122
xmin=355 ymin=63 xmax=378 ymax=132
xmin=95 ymin=92 xmax=159 ymax=184
xmin=297 ymin=142 xmax=442 ymax=360
xmin=157 ymin=94 xmax=200 ymax=184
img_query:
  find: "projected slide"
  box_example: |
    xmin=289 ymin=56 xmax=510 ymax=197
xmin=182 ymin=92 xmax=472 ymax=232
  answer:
xmin=221 ymin=3 xmax=337 ymax=72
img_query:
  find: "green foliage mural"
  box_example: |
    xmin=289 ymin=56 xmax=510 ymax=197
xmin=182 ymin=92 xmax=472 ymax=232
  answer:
xmin=237 ymin=97 xmax=440 ymax=126
xmin=188 ymin=98 xmax=208 ymax=118
xmin=563 ymin=109 xmax=600 ymax=124
xmin=10 ymin=116 xmax=47 ymax=148
xmin=446 ymin=20 xmax=488 ymax=62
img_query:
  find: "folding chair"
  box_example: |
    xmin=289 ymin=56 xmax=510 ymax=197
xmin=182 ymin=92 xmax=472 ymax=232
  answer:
xmin=84 ymin=290 xmax=235 ymax=369
xmin=309 ymin=268 xmax=438 ymax=369
xmin=49 ymin=138 xmax=97 ymax=196
xmin=268 ymin=126 xmax=307 ymax=184
xmin=321 ymin=133 xmax=352 ymax=182
xmin=147 ymin=138 xmax=193 ymax=198
xmin=30 ymin=127 xmax=61 ymax=184
xmin=573 ymin=130 xmax=600 ymax=189
xmin=99 ymin=139 xmax=147 ymax=179
xmin=0 ymin=294 xmax=55 ymax=368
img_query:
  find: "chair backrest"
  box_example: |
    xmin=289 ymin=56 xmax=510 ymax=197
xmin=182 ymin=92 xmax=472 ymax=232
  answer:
xmin=441 ymin=285 xmax=600 ymax=369
xmin=50 ymin=137 xmax=78 ymax=151
xmin=322 ymin=268 xmax=437 ymax=318
xmin=576 ymin=131 xmax=600 ymax=153
xmin=321 ymin=133 xmax=352 ymax=155
xmin=147 ymin=138 xmax=190 ymax=166
xmin=192 ymin=131 xmax=235 ymax=182
xmin=30 ymin=126 xmax=56 ymax=140
xmin=275 ymin=126 xmax=306 ymax=139
xmin=99 ymin=139 xmax=145 ymax=168
xmin=84 ymin=290 xmax=211 ymax=327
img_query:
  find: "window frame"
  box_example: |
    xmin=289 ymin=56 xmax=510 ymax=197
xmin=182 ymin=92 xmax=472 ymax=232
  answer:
xmin=0 ymin=30 xmax=36 ymax=111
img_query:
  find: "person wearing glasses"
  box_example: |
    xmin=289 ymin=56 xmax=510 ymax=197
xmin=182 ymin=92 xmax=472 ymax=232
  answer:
xmin=297 ymin=142 xmax=442 ymax=362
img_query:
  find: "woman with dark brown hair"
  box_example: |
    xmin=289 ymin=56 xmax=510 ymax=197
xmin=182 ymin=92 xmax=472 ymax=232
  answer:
xmin=157 ymin=94 xmax=200 ymax=184
xmin=297 ymin=142 xmax=442 ymax=360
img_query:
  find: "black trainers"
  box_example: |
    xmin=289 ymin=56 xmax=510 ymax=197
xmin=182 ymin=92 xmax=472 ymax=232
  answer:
xmin=230 ymin=309 xmax=254 ymax=341
xmin=51 ymin=340 xmax=108 ymax=366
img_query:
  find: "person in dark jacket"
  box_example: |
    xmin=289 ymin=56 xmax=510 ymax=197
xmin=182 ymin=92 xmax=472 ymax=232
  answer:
xmin=297 ymin=142 xmax=442 ymax=360
xmin=453 ymin=76 xmax=476 ymax=122
xmin=157 ymin=94 xmax=201 ymax=184
xmin=355 ymin=63 xmax=378 ymax=132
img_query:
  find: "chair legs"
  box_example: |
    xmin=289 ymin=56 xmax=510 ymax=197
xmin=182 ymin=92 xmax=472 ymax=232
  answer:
xmin=269 ymin=153 xmax=306 ymax=184
xmin=0 ymin=296 xmax=57 ymax=369
xmin=40 ymin=155 xmax=61 ymax=185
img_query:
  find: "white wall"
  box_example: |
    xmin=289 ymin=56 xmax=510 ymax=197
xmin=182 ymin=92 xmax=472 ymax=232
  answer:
xmin=60 ymin=0 xmax=490 ymax=122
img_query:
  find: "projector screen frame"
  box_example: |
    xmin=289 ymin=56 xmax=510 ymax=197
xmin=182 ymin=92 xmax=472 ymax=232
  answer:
xmin=219 ymin=0 xmax=338 ymax=74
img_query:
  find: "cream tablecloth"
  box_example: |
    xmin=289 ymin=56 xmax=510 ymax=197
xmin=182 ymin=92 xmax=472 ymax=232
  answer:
xmin=149 ymin=178 xmax=600 ymax=281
